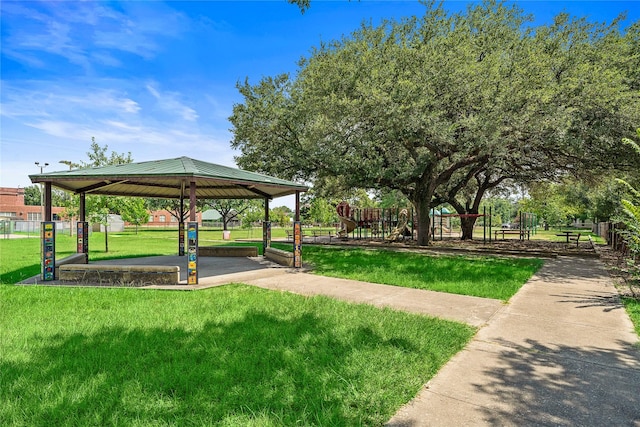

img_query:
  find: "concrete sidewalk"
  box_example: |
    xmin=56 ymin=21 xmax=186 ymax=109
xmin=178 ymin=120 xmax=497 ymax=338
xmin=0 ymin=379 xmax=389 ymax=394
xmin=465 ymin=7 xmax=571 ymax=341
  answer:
xmin=387 ymin=256 xmax=640 ymax=426
xmin=242 ymin=270 xmax=504 ymax=328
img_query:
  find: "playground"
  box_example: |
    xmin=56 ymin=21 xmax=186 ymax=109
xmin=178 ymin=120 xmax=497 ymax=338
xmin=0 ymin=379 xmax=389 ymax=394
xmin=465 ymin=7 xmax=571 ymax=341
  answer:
xmin=323 ymin=202 xmax=597 ymax=258
xmin=334 ymin=202 xmax=539 ymax=242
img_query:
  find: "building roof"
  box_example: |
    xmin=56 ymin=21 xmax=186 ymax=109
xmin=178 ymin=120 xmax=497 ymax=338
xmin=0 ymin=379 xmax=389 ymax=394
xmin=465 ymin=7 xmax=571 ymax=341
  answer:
xmin=29 ymin=157 xmax=307 ymax=200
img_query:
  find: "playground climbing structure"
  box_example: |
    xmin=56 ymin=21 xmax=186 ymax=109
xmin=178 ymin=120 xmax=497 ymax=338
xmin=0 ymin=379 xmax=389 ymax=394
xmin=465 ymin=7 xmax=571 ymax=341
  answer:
xmin=334 ymin=202 xmax=414 ymax=241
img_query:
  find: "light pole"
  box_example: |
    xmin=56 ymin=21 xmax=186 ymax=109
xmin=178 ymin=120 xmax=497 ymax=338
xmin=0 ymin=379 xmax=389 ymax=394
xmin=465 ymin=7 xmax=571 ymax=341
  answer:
xmin=35 ymin=162 xmax=49 ymax=221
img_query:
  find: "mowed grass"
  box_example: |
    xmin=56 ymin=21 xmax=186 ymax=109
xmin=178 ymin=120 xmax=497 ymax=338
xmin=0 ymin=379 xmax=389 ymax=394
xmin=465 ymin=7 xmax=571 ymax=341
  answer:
xmin=0 ymin=284 xmax=475 ymax=426
xmin=622 ymin=297 xmax=640 ymax=338
xmin=276 ymin=244 xmax=544 ymax=301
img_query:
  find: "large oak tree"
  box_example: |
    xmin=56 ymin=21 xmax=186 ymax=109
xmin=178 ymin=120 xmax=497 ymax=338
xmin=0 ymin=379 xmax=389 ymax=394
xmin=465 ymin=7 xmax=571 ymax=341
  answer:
xmin=230 ymin=1 xmax=638 ymax=245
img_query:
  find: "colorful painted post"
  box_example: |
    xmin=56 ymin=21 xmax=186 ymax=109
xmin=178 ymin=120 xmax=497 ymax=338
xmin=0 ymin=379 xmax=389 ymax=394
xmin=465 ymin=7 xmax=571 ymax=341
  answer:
xmin=77 ymin=221 xmax=88 ymax=254
xmin=187 ymin=222 xmax=198 ymax=284
xmin=178 ymin=222 xmax=185 ymax=256
xmin=41 ymin=221 xmax=55 ymax=281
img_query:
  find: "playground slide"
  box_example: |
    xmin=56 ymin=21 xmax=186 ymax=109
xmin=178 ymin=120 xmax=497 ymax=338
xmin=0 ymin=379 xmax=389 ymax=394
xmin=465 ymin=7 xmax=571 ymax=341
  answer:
xmin=336 ymin=201 xmax=357 ymax=238
xmin=385 ymin=208 xmax=410 ymax=241
xmin=337 ymin=216 xmax=357 ymax=238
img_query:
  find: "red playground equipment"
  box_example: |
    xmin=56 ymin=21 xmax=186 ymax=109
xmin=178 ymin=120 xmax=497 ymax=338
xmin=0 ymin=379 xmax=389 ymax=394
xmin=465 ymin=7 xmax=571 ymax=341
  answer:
xmin=335 ymin=202 xmax=413 ymax=241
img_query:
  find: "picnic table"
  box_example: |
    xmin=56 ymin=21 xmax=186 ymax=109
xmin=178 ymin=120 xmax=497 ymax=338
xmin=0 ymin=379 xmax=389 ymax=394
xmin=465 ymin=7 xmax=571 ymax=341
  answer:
xmin=556 ymin=231 xmax=581 ymax=246
xmin=494 ymin=229 xmax=530 ymax=240
xmin=310 ymin=229 xmax=333 ymax=242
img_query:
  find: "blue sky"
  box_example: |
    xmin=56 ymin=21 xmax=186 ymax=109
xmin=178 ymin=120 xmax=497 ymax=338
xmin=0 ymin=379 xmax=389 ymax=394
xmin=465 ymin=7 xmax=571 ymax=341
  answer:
xmin=1 ymin=1 xmax=638 ymax=207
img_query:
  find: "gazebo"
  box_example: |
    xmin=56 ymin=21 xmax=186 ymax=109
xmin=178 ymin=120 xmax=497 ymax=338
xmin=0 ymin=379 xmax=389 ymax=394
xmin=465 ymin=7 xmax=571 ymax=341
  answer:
xmin=29 ymin=157 xmax=308 ymax=283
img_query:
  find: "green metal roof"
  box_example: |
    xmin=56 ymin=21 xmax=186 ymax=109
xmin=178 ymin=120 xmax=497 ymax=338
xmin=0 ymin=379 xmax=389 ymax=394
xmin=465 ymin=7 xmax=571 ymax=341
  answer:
xmin=29 ymin=157 xmax=307 ymax=200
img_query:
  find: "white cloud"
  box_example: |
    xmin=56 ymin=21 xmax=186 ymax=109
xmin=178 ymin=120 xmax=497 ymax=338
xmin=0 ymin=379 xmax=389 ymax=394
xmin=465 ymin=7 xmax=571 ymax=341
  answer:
xmin=146 ymin=84 xmax=199 ymax=122
xmin=27 ymin=120 xmax=82 ymax=139
xmin=1 ymin=1 xmax=188 ymax=70
xmin=0 ymin=82 xmax=141 ymax=120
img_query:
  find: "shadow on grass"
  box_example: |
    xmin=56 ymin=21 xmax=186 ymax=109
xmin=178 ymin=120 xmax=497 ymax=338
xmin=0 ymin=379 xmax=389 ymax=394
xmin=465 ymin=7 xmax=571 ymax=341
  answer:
xmin=0 ymin=264 xmax=40 ymax=284
xmin=1 ymin=310 xmax=413 ymax=426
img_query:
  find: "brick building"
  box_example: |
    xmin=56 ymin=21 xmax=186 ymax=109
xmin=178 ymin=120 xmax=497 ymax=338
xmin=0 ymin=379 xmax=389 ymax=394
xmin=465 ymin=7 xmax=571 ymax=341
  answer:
xmin=147 ymin=209 xmax=201 ymax=227
xmin=0 ymin=187 xmax=65 ymax=221
xmin=0 ymin=186 xmax=202 ymax=226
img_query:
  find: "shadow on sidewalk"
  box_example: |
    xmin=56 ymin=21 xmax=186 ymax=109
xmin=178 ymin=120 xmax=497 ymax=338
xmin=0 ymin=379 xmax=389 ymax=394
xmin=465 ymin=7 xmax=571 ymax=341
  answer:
xmin=550 ymin=290 xmax=626 ymax=312
xmin=533 ymin=257 xmax=611 ymax=283
xmin=475 ymin=338 xmax=640 ymax=426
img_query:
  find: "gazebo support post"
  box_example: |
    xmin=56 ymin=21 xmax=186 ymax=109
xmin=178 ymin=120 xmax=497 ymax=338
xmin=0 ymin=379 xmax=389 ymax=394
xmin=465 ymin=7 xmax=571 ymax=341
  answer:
xmin=79 ymin=193 xmax=86 ymax=222
xmin=263 ymin=198 xmax=271 ymax=254
xmin=178 ymin=191 xmax=185 ymax=256
xmin=40 ymin=181 xmax=55 ymax=281
xmin=77 ymin=192 xmax=88 ymax=255
xmin=187 ymin=181 xmax=198 ymax=284
xmin=293 ymin=191 xmax=302 ymax=268
xmin=189 ymin=181 xmax=197 ymax=222
xmin=44 ymin=182 xmax=52 ymax=221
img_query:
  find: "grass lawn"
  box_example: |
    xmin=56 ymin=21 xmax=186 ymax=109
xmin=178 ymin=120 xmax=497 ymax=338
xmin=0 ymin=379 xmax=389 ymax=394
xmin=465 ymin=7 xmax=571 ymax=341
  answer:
xmin=274 ymin=244 xmax=543 ymax=301
xmin=622 ymin=297 xmax=640 ymax=338
xmin=0 ymin=284 xmax=475 ymax=426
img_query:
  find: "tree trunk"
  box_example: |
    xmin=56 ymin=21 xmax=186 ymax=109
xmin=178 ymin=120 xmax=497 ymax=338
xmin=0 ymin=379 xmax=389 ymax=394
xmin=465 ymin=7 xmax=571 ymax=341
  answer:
xmin=413 ymin=197 xmax=432 ymax=246
xmin=460 ymin=216 xmax=477 ymax=240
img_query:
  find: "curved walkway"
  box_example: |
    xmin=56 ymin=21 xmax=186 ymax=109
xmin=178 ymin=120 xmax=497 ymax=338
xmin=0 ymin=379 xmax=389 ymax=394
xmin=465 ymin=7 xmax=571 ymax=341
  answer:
xmin=242 ymin=270 xmax=503 ymax=328
xmin=385 ymin=256 xmax=640 ymax=426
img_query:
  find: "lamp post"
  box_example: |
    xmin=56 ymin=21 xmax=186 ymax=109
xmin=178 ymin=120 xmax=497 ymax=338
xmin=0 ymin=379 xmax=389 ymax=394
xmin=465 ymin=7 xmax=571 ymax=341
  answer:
xmin=35 ymin=162 xmax=49 ymax=221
